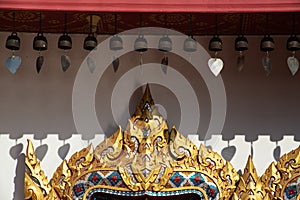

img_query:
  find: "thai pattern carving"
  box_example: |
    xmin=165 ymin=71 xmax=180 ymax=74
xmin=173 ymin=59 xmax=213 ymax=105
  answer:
xmin=94 ymin=126 xmax=127 ymax=168
xmin=219 ymin=161 xmax=240 ymax=199
xmin=118 ymin=86 xmax=173 ymax=191
xmin=67 ymin=144 xmax=94 ymax=177
xmin=261 ymin=162 xmax=282 ymax=199
xmin=23 ymin=84 xmax=300 ymax=200
xmin=264 ymin=146 xmax=300 ymax=199
xmin=198 ymin=144 xmax=224 ymax=173
xmin=197 ymin=144 xmax=239 ymax=199
xmin=24 ymin=139 xmax=59 ymax=200
xmin=233 ymin=156 xmax=271 ymax=200
xmin=51 ymin=160 xmax=72 ymax=200
xmin=169 ymin=127 xmax=199 ymax=170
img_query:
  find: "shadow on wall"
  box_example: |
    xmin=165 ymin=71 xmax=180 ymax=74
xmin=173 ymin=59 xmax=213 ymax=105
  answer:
xmin=13 ymin=153 xmax=25 ymax=200
xmin=220 ymin=140 xmax=281 ymax=162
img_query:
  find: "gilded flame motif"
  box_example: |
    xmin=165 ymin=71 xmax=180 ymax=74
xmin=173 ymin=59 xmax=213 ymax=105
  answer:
xmin=232 ymin=156 xmax=271 ymax=200
xmin=24 ymin=84 xmax=300 ymax=200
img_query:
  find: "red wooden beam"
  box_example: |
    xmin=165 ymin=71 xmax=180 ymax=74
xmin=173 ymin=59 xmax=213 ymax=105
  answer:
xmin=0 ymin=0 xmax=300 ymax=13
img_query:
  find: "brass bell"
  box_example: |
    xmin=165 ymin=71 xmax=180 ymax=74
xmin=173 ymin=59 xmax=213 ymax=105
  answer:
xmin=260 ymin=36 xmax=275 ymax=52
xmin=286 ymin=35 xmax=300 ymax=51
xmin=33 ymin=33 xmax=47 ymax=51
xmin=235 ymin=36 xmax=248 ymax=51
xmin=209 ymin=36 xmax=222 ymax=52
xmin=6 ymin=32 xmax=20 ymax=51
xmin=158 ymin=35 xmax=172 ymax=52
xmin=183 ymin=36 xmax=197 ymax=52
xmin=109 ymin=35 xmax=123 ymax=51
xmin=58 ymin=33 xmax=72 ymax=50
xmin=134 ymin=35 xmax=148 ymax=52
xmin=84 ymin=34 xmax=97 ymax=51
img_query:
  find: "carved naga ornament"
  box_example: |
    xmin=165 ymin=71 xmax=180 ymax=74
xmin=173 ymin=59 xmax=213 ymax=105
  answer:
xmin=24 ymin=84 xmax=300 ymax=200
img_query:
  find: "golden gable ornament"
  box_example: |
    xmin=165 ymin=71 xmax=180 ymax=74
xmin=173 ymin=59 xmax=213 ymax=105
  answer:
xmin=24 ymin=84 xmax=300 ymax=200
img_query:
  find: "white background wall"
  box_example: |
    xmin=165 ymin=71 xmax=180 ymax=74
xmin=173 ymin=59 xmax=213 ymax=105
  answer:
xmin=0 ymin=32 xmax=300 ymax=199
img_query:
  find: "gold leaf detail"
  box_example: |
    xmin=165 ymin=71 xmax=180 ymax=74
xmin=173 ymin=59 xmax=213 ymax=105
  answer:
xmin=68 ymin=144 xmax=94 ymax=176
xmin=52 ymin=160 xmax=72 ymax=199
xmin=25 ymin=139 xmax=52 ymax=198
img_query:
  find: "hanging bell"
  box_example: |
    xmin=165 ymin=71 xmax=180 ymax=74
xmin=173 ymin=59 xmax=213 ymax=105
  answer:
xmin=109 ymin=35 xmax=123 ymax=51
xmin=58 ymin=33 xmax=72 ymax=50
xmin=286 ymin=35 xmax=300 ymax=51
xmin=235 ymin=36 xmax=248 ymax=71
xmin=235 ymin=36 xmax=248 ymax=51
xmin=260 ymin=36 xmax=275 ymax=52
xmin=158 ymin=35 xmax=172 ymax=52
xmin=209 ymin=36 xmax=222 ymax=52
xmin=84 ymin=34 xmax=97 ymax=51
xmin=134 ymin=35 xmax=148 ymax=52
xmin=33 ymin=33 xmax=47 ymax=51
xmin=183 ymin=36 xmax=197 ymax=52
xmin=6 ymin=32 xmax=20 ymax=51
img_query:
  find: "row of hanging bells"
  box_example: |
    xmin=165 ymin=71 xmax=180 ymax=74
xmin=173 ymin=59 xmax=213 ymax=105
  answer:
xmin=5 ymin=12 xmax=71 ymax=74
xmin=5 ymin=13 xmax=299 ymax=76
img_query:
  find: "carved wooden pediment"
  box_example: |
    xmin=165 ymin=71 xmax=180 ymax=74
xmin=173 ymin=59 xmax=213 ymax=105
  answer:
xmin=24 ymin=85 xmax=300 ymax=200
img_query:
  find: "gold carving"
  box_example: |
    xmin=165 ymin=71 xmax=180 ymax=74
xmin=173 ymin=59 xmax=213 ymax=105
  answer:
xmin=169 ymin=127 xmax=198 ymax=170
xmin=24 ymin=84 xmax=300 ymax=200
xmin=261 ymin=146 xmax=300 ymax=199
xmin=51 ymin=160 xmax=72 ymax=200
xmin=24 ymin=139 xmax=59 ymax=200
xmin=68 ymin=144 xmax=94 ymax=177
xmin=24 ymin=173 xmax=44 ymax=200
xmin=233 ymin=156 xmax=270 ymax=200
xmin=261 ymin=162 xmax=281 ymax=199
xmin=94 ymin=126 xmax=126 ymax=168
xmin=219 ymin=161 xmax=240 ymax=199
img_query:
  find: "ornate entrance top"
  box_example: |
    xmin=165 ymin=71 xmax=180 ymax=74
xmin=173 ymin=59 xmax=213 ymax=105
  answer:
xmin=25 ymin=85 xmax=300 ymax=200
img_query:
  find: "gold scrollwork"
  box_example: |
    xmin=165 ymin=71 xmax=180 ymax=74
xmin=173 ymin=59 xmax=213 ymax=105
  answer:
xmin=68 ymin=144 xmax=94 ymax=177
xmin=25 ymin=140 xmax=60 ymax=200
xmin=24 ymin=85 xmax=300 ymax=200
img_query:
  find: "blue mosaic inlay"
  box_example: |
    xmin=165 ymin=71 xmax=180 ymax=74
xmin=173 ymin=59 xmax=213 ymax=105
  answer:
xmin=107 ymin=171 xmax=122 ymax=186
xmin=170 ymin=172 xmax=185 ymax=187
xmin=206 ymin=184 xmax=218 ymax=199
xmin=189 ymin=173 xmax=205 ymax=186
xmin=73 ymin=182 xmax=86 ymax=197
xmin=285 ymin=185 xmax=298 ymax=199
xmin=88 ymin=172 xmax=102 ymax=185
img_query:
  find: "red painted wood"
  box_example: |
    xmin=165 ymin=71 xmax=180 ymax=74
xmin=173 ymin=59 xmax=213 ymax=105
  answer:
xmin=0 ymin=0 xmax=300 ymax=12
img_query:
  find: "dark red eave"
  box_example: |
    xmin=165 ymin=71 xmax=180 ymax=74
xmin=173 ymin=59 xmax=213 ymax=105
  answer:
xmin=0 ymin=0 xmax=300 ymax=13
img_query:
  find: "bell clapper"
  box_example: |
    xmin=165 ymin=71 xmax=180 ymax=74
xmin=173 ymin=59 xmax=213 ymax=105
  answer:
xmin=139 ymin=52 xmax=143 ymax=68
xmin=214 ymin=51 xmax=218 ymax=60
xmin=11 ymin=50 xmax=15 ymax=59
xmin=292 ymin=51 xmax=296 ymax=58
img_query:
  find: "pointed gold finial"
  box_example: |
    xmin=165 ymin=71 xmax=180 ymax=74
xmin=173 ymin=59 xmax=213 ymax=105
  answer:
xmin=142 ymin=83 xmax=154 ymax=105
xmin=242 ymin=156 xmax=259 ymax=183
xmin=232 ymin=156 xmax=268 ymax=200
xmin=134 ymin=84 xmax=156 ymax=121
